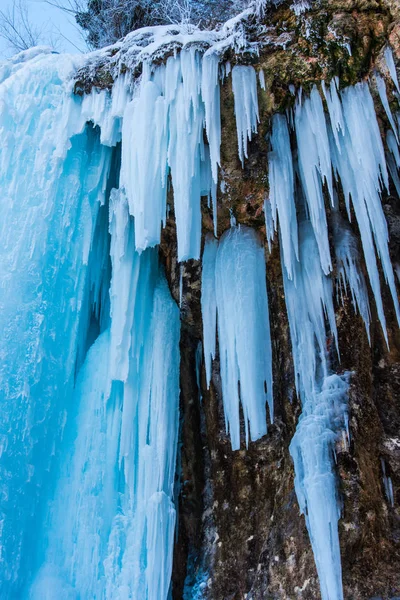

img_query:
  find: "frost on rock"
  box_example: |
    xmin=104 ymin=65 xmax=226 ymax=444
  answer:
xmin=203 ymin=226 xmax=273 ymax=451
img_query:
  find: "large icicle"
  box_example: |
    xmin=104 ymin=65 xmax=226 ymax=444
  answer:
xmin=295 ymin=86 xmax=333 ymax=274
xmin=232 ymin=65 xmax=259 ymax=164
xmin=201 ymin=234 xmax=218 ymax=388
xmin=120 ymin=77 xmax=168 ymax=252
xmin=214 ymin=226 xmax=273 ymax=450
xmin=268 ymin=113 xmax=299 ymax=279
xmin=327 ymin=81 xmax=400 ymax=340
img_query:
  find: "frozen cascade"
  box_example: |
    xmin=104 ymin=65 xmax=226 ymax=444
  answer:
xmin=31 ymin=191 xmax=181 ymax=599
xmin=0 ymin=51 xmax=116 ymax=594
xmin=0 ymin=48 xmax=180 ymax=600
xmin=202 ymin=226 xmax=273 ymax=451
xmin=1 ymin=28 xmax=400 ymax=600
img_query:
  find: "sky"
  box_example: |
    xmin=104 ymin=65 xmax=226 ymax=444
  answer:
xmin=0 ymin=0 xmax=87 ymax=58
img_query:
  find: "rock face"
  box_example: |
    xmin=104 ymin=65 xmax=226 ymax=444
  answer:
xmin=157 ymin=2 xmax=400 ymax=599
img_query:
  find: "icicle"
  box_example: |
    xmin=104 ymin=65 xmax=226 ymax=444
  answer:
xmin=381 ymin=458 xmax=395 ymax=507
xmin=215 ymin=226 xmax=272 ymax=450
xmin=375 ymin=73 xmax=399 ymax=144
xmin=202 ymin=52 xmax=221 ymax=184
xmin=231 ymin=65 xmax=259 ymax=164
xmin=295 ymin=85 xmax=333 ymax=274
xmin=322 ymin=77 xmax=344 ymax=148
xmin=168 ymin=53 xmax=205 ymax=262
xmin=264 ymin=196 xmax=275 ymax=252
xmin=387 ymin=130 xmax=400 ymax=196
xmin=179 ymin=264 xmax=184 ymax=308
xmin=328 ymin=82 xmax=400 ymax=342
xmin=384 ymin=46 xmax=400 ymax=95
xmin=268 ymin=113 xmax=298 ymax=279
xmin=201 ymin=235 xmax=218 ymax=389
xmin=283 ymin=221 xmax=337 ymax=399
xmin=120 ymin=77 xmax=168 ymax=252
xmin=332 ymin=211 xmax=371 ymax=342
xmin=259 ymin=68 xmax=266 ymax=91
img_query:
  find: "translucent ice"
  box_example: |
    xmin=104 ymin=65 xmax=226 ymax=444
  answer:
xmin=295 ymin=86 xmax=333 ymax=274
xmin=215 ymin=226 xmax=273 ymax=450
xmin=268 ymin=113 xmax=298 ymax=279
xmin=232 ymin=65 xmax=259 ymax=164
xmin=201 ymin=234 xmax=218 ymax=388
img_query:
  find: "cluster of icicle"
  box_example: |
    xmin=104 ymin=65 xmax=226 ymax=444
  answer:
xmin=0 ymin=39 xmax=400 ymax=600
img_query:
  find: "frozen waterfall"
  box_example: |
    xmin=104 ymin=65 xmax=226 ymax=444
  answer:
xmin=0 ymin=34 xmax=399 ymax=600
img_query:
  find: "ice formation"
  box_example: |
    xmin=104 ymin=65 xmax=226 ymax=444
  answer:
xmin=232 ymin=65 xmax=260 ymax=164
xmin=0 ymin=51 xmax=180 ymax=599
xmin=268 ymin=113 xmax=298 ymax=279
xmin=0 ymin=26 xmax=400 ymax=600
xmin=202 ymin=226 xmax=273 ymax=451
